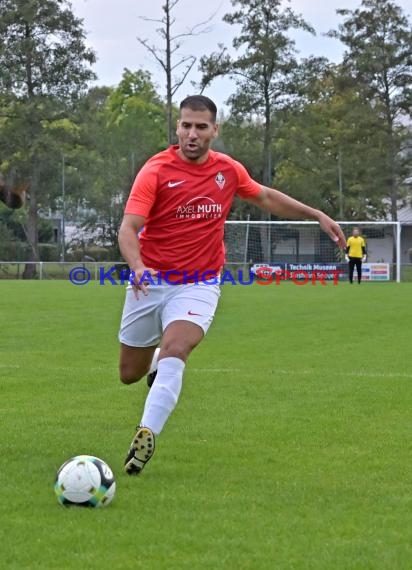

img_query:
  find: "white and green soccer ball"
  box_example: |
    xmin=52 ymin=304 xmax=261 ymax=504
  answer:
xmin=54 ymin=455 xmax=116 ymax=508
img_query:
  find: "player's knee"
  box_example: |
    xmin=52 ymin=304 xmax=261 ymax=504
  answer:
xmin=119 ymin=363 xmax=141 ymax=385
xmin=160 ymin=339 xmax=194 ymax=362
xmin=119 ymin=371 xmax=134 ymax=385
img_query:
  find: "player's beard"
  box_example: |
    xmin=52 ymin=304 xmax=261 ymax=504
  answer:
xmin=181 ymin=141 xmax=208 ymax=162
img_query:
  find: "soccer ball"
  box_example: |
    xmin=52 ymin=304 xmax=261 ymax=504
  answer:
xmin=54 ymin=455 xmax=116 ymax=507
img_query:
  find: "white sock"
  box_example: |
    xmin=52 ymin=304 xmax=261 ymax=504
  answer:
xmin=140 ymin=357 xmax=185 ymax=435
xmin=149 ymin=347 xmax=160 ymax=374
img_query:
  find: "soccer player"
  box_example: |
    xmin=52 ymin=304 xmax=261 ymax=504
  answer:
xmin=118 ymin=95 xmax=347 ymax=475
xmin=0 ymin=172 xmax=27 ymax=209
xmin=345 ymin=227 xmax=367 ymax=284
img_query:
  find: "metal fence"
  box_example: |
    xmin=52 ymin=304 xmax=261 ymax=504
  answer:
xmin=0 ymin=261 xmax=126 ymax=282
xmin=1 ymin=261 xmax=412 ymax=282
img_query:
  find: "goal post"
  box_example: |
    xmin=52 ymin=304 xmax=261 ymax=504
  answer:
xmin=224 ymin=221 xmax=401 ymax=282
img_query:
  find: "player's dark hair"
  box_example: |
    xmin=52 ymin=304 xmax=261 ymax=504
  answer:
xmin=179 ymin=95 xmax=217 ymax=122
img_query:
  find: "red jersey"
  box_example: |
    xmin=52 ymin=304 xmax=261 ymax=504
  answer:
xmin=124 ymin=145 xmax=262 ymax=279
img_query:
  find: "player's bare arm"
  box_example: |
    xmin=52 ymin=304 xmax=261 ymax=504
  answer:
xmin=118 ymin=213 xmax=157 ymax=295
xmin=248 ymin=186 xmax=347 ymax=249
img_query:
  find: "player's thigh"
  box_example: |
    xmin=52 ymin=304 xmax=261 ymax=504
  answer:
xmin=160 ymin=320 xmax=205 ymax=361
xmin=160 ymin=283 xmax=221 ymax=360
xmin=162 ymin=282 xmax=220 ymax=333
xmin=118 ymin=286 xmax=163 ymax=383
xmin=119 ymin=343 xmax=157 ymax=384
xmin=118 ymin=286 xmax=163 ymax=348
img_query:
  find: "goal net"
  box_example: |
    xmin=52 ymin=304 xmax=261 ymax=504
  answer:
xmin=224 ymin=221 xmax=401 ymax=282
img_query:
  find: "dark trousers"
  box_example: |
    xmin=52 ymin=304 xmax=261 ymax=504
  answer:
xmin=348 ymin=257 xmax=362 ymax=283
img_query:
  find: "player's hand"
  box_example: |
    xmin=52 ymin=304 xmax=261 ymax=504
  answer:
xmin=345 ymin=255 xmax=349 ymax=262
xmin=129 ymin=265 xmax=158 ymax=298
xmin=362 ymin=256 xmax=367 ymax=262
xmin=317 ymin=213 xmax=347 ymax=249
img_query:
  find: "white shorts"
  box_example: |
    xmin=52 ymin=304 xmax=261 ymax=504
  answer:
xmin=118 ymin=282 xmax=221 ymax=347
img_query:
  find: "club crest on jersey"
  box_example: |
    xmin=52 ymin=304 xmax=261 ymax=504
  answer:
xmin=215 ymin=172 xmax=226 ymax=190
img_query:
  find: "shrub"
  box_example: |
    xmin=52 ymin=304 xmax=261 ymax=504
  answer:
xmin=67 ymin=245 xmax=115 ymax=262
xmin=38 ymin=244 xmax=60 ymax=262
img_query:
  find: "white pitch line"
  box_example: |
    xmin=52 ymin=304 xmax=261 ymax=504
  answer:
xmin=190 ymin=368 xmax=242 ymax=373
xmin=338 ymin=371 xmax=412 ymax=379
xmin=190 ymin=368 xmax=412 ymax=379
xmin=1 ymin=364 xmax=410 ymax=379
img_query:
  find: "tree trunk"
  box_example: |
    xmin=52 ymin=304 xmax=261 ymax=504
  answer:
xmin=22 ymin=163 xmax=40 ymax=279
xmin=165 ymin=0 xmax=173 ymax=145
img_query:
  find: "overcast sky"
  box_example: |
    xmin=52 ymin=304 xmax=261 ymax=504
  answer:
xmin=70 ymin=0 xmax=412 ymax=109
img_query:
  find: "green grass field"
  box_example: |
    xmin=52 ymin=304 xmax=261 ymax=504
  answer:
xmin=0 ymin=280 xmax=411 ymax=570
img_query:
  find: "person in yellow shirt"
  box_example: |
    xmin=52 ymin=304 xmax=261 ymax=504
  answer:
xmin=345 ymin=227 xmax=366 ymax=284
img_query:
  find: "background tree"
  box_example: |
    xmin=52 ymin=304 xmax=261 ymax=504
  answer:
xmin=66 ymin=70 xmax=168 ymax=258
xmin=275 ymin=63 xmax=390 ymax=220
xmin=328 ymin=0 xmax=412 ymax=221
xmin=200 ymin=0 xmax=315 ymax=189
xmin=0 ymin=0 xmax=95 ymax=276
xmin=137 ymin=0 xmax=215 ymax=144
